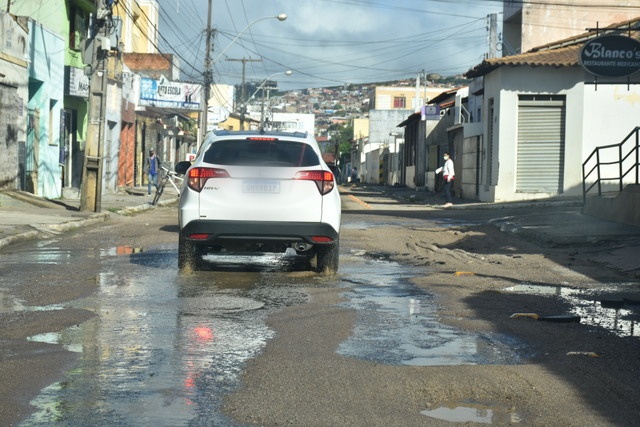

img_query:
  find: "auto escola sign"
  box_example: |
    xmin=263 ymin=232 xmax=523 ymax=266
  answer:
xmin=580 ymin=34 xmax=640 ymax=78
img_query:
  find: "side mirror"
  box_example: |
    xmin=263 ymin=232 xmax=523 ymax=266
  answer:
xmin=175 ymin=161 xmax=191 ymax=175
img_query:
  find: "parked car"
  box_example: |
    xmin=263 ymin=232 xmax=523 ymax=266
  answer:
xmin=175 ymin=130 xmax=341 ymax=273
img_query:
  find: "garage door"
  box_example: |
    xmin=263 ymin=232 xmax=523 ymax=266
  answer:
xmin=516 ymin=95 xmax=566 ymax=193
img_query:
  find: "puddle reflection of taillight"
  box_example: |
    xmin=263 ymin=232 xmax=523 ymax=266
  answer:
xmin=187 ymin=167 xmax=229 ymax=192
xmin=184 ymin=325 xmax=215 ymax=392
xmin=192 ymin=325 xmax=214 ymax=342
xmin=294 ymin=170 xmax=335 ymax=195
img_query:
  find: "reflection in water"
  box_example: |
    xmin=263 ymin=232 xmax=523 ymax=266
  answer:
xmin=337 ymin=253 xmax=528 ymax=366
xmin=421 ymin=403 xmax=522 ymax=424
xmin=100 ymin=245 xmax=144 ymax=257
xmin=506 ymin=283 xmax=640 ymax=338
xmin=0 ymin=288 xmax=65 ymax=314
xmin=13 ymin=241 xmax=535 ymax=425
xmin=21 ymin=248 xmax=277 ymax=426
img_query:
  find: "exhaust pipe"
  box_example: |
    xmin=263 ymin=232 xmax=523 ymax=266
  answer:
xmin=294 ymin=242 xmax=313 ymax=252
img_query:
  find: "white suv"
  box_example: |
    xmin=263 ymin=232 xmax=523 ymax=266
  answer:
xmin=174 ymin=130 xmax=341 ymax=273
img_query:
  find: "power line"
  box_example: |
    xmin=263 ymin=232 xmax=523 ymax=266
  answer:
xmin=117 ymin=0 xmax=203 ymax=80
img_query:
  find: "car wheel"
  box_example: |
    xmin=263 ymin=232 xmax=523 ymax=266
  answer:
xmin=315 ymin=239 xmax=339 ymax=274
xmin=178 ymin=233 xmax=197 ymax=270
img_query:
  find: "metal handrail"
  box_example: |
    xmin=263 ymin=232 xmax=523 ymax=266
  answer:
xmin=582 ymin=127 xmax=640 ymax=203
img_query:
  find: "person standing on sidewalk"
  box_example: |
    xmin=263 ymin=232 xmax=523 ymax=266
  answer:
xmin=146 ymin=148 xmax=161 ymax=196
xmin=435 ymin=152 xmax=455 ymax=207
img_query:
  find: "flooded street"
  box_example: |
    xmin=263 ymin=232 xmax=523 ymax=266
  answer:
xmin=7 ymin=242 xmax=304 ymax=425
xmin=1 ymin=196 xmax=639 ymax=426
xmin=6 ymin=237 xmax=530 ymax=425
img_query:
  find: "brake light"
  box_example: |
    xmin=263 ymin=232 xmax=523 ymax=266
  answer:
xmin=187 ymin=167 xmax=229 ymax=192
xmin=246 ymin=137 xmax=278 ymax=142
xmin=189 ymin=233 xmax=210 ymax=240
xmin=294 ymin=170 xmax=335 ymax=195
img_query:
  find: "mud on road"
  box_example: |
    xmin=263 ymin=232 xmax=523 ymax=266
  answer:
xmin=1 ymin=200 xmax=639 ymax=426
xmin=225 ymin=211 xmax=640 ymax=426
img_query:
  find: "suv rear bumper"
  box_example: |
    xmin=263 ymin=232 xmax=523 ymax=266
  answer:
xmin=180 ymin=220 xmax=339 ymax=244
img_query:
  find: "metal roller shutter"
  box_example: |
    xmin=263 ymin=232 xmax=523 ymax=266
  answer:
xmin=516 ymin=96 xmax=566 ymax=193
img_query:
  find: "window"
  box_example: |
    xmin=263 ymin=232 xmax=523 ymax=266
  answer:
xmin=69 ymin=8 xmax=87 ymax=51
xmin=49 ymin=100 xmax=58 ymax=146
xmin=204 ymin=140 xmax=320 ymax=167
xmin=393 ymin=96 xmax=406 ymax=109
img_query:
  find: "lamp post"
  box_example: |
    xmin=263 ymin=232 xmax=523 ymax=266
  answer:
xmin=201 ymin=13 xmax=287 ymax=140
xmin=247 ymin=70 xmax=292 ymax=130
xmin=213 ymin=14 xmax=287 ymax=65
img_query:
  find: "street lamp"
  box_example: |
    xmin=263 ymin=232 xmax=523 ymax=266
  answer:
xmin=248 ymin=70 xmax=293 ymax=101
xmin=212 ymin=14 xmax=287 ymax=65
xmin=202 ymin=12 xmax=287 ymax=140
xmin=247 ymin=70 xmax=293 ymax=130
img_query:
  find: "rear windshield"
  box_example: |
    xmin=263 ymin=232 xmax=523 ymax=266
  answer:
xmin=203 ymin=139 xmax=320 ymax=167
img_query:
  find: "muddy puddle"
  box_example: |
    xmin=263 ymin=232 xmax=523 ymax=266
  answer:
xmin=421 ymin=401 xmax=522 ymax=424
xmin=505 ymin=283 xmax=640 ymax=338
xmin=18 ymin=242 xmax=629 ymax=425
xmin=337 ymin=251 xmax=529 ymax=366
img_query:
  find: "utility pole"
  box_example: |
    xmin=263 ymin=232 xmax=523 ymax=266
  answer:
xmin=227 ymin=57 xmax=262 ymax=129
xmin=487 ymin=13 xmax=498 ymax=59
xmin=201 ymin=0 xmax=213 ymax=144
xmin=80 ymin=1 xmax=113 ymax=212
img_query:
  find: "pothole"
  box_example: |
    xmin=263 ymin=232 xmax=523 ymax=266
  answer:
xmin=337 ymin=253 xmax=529 ymax=366
xmin=505 ymin=283 xmax=640 ymax=338
xmin=421 ymin=401 xmax=523 ymax=424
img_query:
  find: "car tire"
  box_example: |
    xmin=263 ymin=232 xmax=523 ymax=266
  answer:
xmin=315 ymin=239 xmax=339 ymax=274
xmin=178 ymin=233 xmax=197 ymax=271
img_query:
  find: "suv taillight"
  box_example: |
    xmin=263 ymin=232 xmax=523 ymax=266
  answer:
xmin=294 ymin=170 xmax=335 ymax=195
xmin=187 ymin=167 xmax=229 ymax=192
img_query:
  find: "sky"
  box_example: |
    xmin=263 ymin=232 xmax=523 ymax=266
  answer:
xmin=156 ymin=0 xmax=504 ymax=91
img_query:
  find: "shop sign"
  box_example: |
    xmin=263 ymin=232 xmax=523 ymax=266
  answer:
xmin=580 ymin=34 xmax=640 ymax=78
xmin=140 ymin=76 xmax=202 ymax=110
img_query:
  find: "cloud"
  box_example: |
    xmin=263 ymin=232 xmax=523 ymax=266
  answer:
xmin=158 ymin=0 xmax=500 ymax=88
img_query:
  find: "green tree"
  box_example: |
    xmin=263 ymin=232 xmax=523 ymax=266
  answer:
xmin=326 ymin=123 xmax=353 ymax=157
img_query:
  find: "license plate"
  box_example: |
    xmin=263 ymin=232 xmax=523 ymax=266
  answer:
xmin=242 ymin=180 xmax=280 ymax=193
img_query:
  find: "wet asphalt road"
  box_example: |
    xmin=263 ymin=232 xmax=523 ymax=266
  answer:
xmin=4 ymin=190 xmax=638 ymax=426
xmin=0 ymin=200 xmax=533 ymax=426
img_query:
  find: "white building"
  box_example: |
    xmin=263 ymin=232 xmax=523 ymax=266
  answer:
xmin=208 ymin=84 xmax=235 ymax=131
xmin=270 ymin=113 xmax=315 ymax=135
xmin=465 ymin=19 xmax=640 ymax=202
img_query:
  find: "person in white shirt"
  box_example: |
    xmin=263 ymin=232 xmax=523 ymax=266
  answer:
xmin=435 ymin=152 xmax=455 ymax=207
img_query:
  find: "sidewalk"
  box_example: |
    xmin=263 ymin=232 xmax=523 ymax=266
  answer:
xmin=0 ymin=187 xmax=178 ymax=250
xmin=342 ymin=184 xmax=640 ymax=247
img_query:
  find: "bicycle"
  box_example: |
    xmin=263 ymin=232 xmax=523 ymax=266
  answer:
xmin=152 ymin=166 xmax=183 ymax=205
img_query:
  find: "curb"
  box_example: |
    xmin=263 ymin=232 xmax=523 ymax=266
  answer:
xmin=0 ymin=213 xmax=110 ymax=250
xmin=0 ymin=230 xmax=40 ymax=250
xmin=489 ymin=216 xmax=615 ymax=247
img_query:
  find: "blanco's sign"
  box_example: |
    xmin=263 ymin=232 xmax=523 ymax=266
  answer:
xmin=580 ymin=35 xmax=640 ymax=78
xmin=140 ymin=76 xmax=202 ymax=110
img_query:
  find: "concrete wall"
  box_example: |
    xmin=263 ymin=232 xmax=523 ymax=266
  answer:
xmin=503 ymin=0 xmax=640 ymax=53
xmin=28 ymin=20 xmax=65 ymax=199
xmin=366 ymin=109 xmax=413 ymax=184
xmin=115 ymin=0 xmax=159 ymax=54
xmin=584 ymin=185 xmax=640 ymax=227
xmin=0 ymin=12 xmax=29 ymax=190
xmin=103 ymin=79 xmax=123 ymax=194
